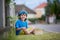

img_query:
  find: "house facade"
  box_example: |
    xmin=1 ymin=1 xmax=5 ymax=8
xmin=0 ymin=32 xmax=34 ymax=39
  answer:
xmin=34 ymin=2 xmax=47 ymax=18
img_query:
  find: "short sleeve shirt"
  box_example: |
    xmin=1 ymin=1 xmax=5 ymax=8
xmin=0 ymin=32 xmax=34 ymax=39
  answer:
xmin=15 ymin=19 xmax=28 ymax=35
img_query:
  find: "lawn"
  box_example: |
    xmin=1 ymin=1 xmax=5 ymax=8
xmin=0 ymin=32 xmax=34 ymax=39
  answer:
xmin=2 ymin=26 xmax=59 ymax=40
xmin=15 ymin=32 xmax=60 ymax=40
xmin=5 ymin=28 xmax=60 ymax=40
xmin=1 ymin=32 xmax=60 ymax=40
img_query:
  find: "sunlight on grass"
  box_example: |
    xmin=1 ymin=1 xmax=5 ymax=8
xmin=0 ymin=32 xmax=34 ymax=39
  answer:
xmin=16 ymin=33 xmax=60 ymax=40
xmin=6 ymin=27 xmax=60 ymax=40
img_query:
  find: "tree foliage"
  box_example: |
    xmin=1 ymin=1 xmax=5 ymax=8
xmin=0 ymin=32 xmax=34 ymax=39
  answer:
xmin=45 ymin=0 xmax=60 ymax=19
xmin=5 ymin=0 xmax=11 ymax=4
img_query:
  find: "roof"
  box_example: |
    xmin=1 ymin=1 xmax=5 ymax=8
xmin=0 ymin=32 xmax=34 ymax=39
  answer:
xmin=15 ymin=4 xmax=36 ymax=14
xmin=35 ymin=2 xmax=47 ymax=9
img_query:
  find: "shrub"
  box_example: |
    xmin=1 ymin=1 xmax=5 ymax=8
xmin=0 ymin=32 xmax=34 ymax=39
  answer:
xmin=28 ymin=18 xmax=38 ymax=23
xmin=38 ymin=15 xmax=46 ymax=21
xmin=6 ymin=16 xmax=17 ymax=40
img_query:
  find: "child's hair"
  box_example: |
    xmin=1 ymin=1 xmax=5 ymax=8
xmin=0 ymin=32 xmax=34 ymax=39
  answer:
xmin=18 ymin=10 xmax=28 ymax=21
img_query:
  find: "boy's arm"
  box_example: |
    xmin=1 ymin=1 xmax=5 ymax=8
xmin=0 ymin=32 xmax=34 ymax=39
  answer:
xmin=15 ymin=21 xmax=21 ymax=30
xmin=26 ymin=21 xmax=28 ymax=28
xmin=16 ymin=27 xmax=26 ymax=30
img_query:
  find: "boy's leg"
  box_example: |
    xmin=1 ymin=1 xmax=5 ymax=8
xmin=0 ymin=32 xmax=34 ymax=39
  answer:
xmin=21 ymin=27 xmax=35 ymax=35
xmin=30 ymin=27 xmax=35 ymax=34
xmin=27 ymin=27 xmax=35 ymax=34
xmin=21 ymin=28 xmax=30 ymax=35
xmin=30 ymin=28 xmax=35 ymax=34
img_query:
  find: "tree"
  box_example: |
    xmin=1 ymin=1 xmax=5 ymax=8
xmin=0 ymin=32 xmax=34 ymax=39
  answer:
xmin=45 ymin=0 xmax=60 ymax=24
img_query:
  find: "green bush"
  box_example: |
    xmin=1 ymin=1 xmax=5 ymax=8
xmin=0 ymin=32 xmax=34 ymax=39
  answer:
xmin=5 ymin=0 xmax=11 ymax=4
xmin=6 ymin=16 xmax=17 ymax=40
xmin=28 ymin=18 xmax=38 ymax=23
xmin=38 ymin=15 xmax=46 ymax=21
xmin=28 ymin=15 xmax=45 ymax=23
xmin=7 ymin=27 xmax=17 ymax=40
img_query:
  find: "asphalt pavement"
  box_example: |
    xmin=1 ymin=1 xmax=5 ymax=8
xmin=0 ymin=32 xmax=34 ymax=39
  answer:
xmin=29 ymin=24 xmax=60 ymax=33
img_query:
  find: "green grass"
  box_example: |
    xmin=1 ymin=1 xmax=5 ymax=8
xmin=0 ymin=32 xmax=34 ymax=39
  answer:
xmin=6 ymin=28 xmax=60 ymax=40
xmin=4 ymin=27 xmax=60 ymax=40
xmin=15 ymin=33 xmax=60 ymax=40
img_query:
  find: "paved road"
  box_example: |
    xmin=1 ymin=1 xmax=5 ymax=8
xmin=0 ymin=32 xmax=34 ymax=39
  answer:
xmin=29 ymin=24 xmax=60 ymax=33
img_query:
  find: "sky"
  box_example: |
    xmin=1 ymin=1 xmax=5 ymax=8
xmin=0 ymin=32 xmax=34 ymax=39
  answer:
xmin=15 ymin=0 xmax=47 ymax=9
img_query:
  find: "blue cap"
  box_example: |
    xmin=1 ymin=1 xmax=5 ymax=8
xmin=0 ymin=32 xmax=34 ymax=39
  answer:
xmin=18 ymin=10 xmax=28 ymax=16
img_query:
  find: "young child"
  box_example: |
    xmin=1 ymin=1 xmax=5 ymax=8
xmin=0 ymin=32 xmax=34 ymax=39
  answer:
xmin=15 ymin=10 xmax=35 ymax=35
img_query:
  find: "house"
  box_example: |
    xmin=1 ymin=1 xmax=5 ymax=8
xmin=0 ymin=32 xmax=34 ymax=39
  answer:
xmin=34 ymin=2 xmax=47 ymax=18
xmin=15 ymin=4 xmax=36 ymax=18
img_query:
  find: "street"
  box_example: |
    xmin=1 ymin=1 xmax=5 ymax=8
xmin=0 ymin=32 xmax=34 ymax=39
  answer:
xmin=29 ymin=24 xmax=60 ymax=33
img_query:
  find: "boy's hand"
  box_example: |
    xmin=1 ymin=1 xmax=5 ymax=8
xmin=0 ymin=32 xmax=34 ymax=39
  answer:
xmin=21 ymin=27 xmax=26 ymax=29
xmin=16 ymin=28 xmax=21 ymax=30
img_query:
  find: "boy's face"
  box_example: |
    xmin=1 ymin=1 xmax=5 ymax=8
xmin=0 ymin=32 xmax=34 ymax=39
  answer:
xmin=20 ymin=14 xmax=27 ymax=21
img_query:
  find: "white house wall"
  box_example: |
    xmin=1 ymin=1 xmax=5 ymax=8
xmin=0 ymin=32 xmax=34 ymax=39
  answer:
xmin=36 ymin=8 xmax=45 ymax=15
xmin=27 ymin=14 xmax=36 ymax=18
xmin=40 ymin=8 xmax=45 ymax=15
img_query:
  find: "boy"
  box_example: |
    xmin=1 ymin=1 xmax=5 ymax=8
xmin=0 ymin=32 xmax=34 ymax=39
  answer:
xmin=15 ymin=10 xmax=35 ymax=35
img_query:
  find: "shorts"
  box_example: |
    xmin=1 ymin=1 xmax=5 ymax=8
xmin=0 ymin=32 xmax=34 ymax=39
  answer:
xmin=20 ymin=27 xmax=32 ymax=35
